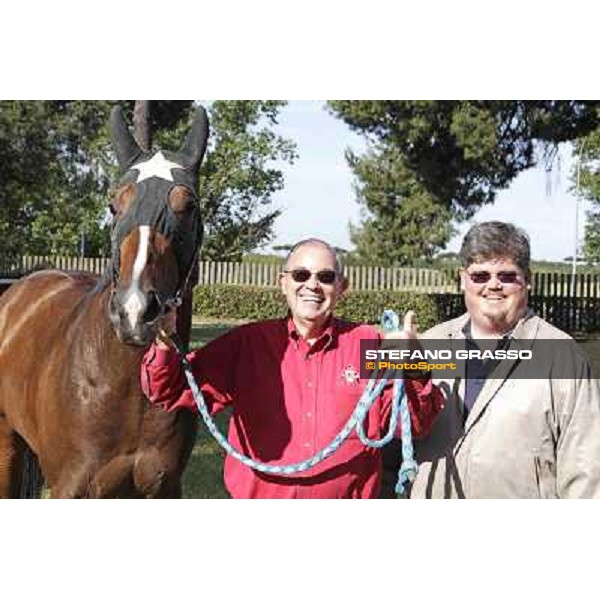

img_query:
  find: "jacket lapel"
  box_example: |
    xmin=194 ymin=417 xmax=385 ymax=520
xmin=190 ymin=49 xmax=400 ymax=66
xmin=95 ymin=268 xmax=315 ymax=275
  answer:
xmin=461 ymin=312 xmax=539 ymax=438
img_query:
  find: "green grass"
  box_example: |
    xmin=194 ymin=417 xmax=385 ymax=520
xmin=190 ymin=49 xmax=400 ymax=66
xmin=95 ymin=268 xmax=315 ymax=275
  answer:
xmin=189 ymin=318 xmax=241 ymax=349
xmin=182 ymin=411 xmax=231 ymax=499
xmin=182 ymin=321 xmax=238 ymax=499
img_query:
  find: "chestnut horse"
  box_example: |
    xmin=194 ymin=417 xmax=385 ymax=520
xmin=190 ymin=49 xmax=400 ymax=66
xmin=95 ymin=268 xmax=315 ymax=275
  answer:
xmin=0 ymin=106 xmax=208 ymax=498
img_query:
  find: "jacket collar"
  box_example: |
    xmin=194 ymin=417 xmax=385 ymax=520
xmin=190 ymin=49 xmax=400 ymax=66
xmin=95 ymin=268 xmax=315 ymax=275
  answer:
xmin=447 ymin=308 xmax=536 ymax=341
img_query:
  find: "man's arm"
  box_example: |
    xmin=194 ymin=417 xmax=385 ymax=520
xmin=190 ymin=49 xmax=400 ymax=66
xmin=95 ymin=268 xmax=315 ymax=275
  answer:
xmin=141 ymin=342 xmax=193 ymax=412
xmin=380 ymin=311 xmax=444 ymax=438
xmin=141 ymin=310 xmax=239 ymax=414
xmin=556 ymin=358 xmax=600 ymax=498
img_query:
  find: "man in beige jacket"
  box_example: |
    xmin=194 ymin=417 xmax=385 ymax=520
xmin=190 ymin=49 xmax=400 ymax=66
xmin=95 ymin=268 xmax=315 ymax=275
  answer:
xmin=389 ymin=221 xmax=600 ymax=498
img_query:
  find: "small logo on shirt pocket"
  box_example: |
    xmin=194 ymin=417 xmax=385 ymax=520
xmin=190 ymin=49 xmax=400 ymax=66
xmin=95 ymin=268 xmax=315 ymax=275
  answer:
xmin=341 ymin=364 xmax=360 ymax=385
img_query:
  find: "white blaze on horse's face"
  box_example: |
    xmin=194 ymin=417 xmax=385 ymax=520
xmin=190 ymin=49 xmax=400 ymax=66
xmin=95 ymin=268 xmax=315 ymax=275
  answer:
xmin=121 ymin=225 xmax=151 ymax=331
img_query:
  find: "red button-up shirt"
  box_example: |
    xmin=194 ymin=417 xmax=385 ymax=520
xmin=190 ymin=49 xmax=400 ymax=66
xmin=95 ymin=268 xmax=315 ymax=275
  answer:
xmin=141 ymin=317 xmax=443 ymax=499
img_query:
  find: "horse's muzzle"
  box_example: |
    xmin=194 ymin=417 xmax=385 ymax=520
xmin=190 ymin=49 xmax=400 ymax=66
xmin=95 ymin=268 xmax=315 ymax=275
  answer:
xmin=109 ymin=288 xmax=167 ymax=346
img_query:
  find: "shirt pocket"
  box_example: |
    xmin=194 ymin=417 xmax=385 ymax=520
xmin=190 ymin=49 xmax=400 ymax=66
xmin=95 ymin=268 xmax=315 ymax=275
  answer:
xmin=323 ymin=382 xmax=378 ymax=442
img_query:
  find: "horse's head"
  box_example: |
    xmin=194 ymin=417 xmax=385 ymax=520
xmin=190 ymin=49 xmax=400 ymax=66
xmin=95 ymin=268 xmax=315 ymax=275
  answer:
xmin=107 ymin=105 xmax=208 ymax=346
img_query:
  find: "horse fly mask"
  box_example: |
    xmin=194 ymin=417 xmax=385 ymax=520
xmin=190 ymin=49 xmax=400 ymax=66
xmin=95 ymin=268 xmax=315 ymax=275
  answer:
xmin=108 ymin=106 xmax=209 ymax=335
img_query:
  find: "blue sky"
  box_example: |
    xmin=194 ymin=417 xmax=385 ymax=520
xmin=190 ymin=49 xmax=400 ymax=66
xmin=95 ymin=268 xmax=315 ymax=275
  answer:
xmin=269 ymin=100 xmax=587 ymax=262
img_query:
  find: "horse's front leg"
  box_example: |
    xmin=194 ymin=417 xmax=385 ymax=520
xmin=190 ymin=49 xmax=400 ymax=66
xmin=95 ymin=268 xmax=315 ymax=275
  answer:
xmin=132 ymin=447 xmax=183 ymax=498
xmin=51 ymin=455 xmax=136 ymax=498
xmin=0 ymin=417 xmax=31 ymax=498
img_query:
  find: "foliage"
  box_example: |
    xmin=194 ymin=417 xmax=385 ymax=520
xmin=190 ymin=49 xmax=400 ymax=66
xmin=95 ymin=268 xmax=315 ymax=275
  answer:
xmin=328 ymin=101 xmax=600 ymax=265
xmin=0 ymin=101 xmax=115 ymax=258
xmin=583 ymin=211 xmax=600 ymax=264
xmin=0 ymin=100 xmax=296 ymax=262
xmin=571 ymin=111 xmax=600 ymax=263
xmin=196 ymin=101 xmax=297 ymax=261
xmin=151 ymin=100 xmax=298 ymax=260
xmin=192 ymin=284 xmax=439 ymax=328
xmin=193 ymin=284 xmax=288 ymax=320
xmin=242 ymin=253 xmax=285 ymax=265
xmin=336 ymin=289 xmax=439 ymax=329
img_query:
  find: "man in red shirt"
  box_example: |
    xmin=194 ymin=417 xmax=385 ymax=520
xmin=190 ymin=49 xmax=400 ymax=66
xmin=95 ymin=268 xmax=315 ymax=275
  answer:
xmin=141 ymin=238 xmax=443 ymax=498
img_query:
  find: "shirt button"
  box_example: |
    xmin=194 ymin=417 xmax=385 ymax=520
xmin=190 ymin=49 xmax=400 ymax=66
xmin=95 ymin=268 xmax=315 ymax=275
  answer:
xmin=306 ymin=411 xmax=312 ymax=418
xmin=307 ymin=381 xmax=312 ymax=388
xmin=304 ymin=442 xmax=311 ymax=448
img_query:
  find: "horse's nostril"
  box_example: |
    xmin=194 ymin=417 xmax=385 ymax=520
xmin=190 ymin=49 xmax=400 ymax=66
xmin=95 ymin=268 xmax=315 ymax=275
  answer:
xmin=142 ymin=291 xmax=162 ymax=323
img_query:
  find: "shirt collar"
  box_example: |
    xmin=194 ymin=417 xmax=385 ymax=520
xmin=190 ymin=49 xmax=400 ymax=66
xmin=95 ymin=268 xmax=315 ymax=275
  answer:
xmin=287 ymin=315 xmax=335 ymax=351
xmin=462 ymin=307 xmax=534 ymax=341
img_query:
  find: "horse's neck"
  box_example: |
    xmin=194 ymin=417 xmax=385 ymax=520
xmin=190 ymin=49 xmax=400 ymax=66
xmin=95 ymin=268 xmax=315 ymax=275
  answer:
xmin=175 ymin=289 xmax=194 ymax=350
xmin=83 ymin=284 xmax=145 ymax=372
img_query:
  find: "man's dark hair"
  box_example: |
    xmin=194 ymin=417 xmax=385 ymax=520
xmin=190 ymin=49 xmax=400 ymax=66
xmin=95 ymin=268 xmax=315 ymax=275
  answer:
xmin=460 ymin=221 xmax=531 ymax=274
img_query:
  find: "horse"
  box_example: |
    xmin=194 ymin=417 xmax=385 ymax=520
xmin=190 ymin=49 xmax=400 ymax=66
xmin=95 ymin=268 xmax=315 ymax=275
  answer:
xmin=0 ymin=105 xmax=209 ymax=498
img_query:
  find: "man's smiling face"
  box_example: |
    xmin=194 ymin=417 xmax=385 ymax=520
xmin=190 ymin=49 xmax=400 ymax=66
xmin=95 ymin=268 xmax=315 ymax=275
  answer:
xmin=280 ymin=242 xmax=347 ymax=334
xmin=461 ymin=256 xmax=529 ymax=336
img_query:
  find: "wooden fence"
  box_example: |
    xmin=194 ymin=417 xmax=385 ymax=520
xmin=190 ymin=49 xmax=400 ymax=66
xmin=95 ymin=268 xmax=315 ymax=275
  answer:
xmin=0 ymin=255 xmax=110 ymax=277
xmin=2 ymin=257 xmax=600 ymax=333
xmin=3 ymin=256 xmax=600 ymax=295
xmin=196 ymin=262 xmax=460 ymax=292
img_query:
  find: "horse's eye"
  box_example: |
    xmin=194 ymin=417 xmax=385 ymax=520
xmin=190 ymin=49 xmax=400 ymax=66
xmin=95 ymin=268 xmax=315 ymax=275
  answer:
xmin=169 ymin=187 xmax=196 ymax=215
xmin=112 ymin=184 xmax=136 ymax=217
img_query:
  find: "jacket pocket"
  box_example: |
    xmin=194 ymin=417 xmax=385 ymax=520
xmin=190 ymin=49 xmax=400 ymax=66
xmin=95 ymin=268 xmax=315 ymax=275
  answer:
xmin=534 ymin=455 xmax=558 ymax=499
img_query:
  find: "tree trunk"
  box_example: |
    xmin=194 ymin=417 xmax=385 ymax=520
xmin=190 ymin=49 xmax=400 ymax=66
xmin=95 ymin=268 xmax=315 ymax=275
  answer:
xmin=133 ymin=100 xmax=151 ymax=152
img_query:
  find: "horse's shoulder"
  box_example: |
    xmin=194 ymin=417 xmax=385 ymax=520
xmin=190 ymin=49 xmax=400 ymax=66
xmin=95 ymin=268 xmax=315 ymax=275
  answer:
xmin=23 ymin=269 xmax=100 ymax=293
xmin=26 ymin=268 xmax=98 ymax=284
xmin=0 ymin=270 xmax=103 ymax=316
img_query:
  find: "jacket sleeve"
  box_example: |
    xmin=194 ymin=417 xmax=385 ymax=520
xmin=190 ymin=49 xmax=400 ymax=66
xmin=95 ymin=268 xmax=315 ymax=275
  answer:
xmin=404 ymin=377 xmax=445 ymax=438
xmin=556 ymin=355 xmax=600 ymax=498
xmin=140 ymin=328 xmax=242 ymax=414
xmin=376 ymin=325 xmax=445 ymax=438
xmin=376 ymin=329 xmax=445 ymax=438
xmin=379 ymin=377 xmax=444 ymax=438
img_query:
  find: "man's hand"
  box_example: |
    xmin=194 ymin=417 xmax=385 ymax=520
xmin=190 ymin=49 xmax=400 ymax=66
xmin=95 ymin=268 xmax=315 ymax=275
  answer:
xmin=381 ymin=309 xmax=424 ymax=356
xmin=384 ymin=310 xmax=418 ymax=340
xmin=381 ymin=310 xmax=430 ymax=378
xmin=156 ymin=309 xmax=178 ymax=350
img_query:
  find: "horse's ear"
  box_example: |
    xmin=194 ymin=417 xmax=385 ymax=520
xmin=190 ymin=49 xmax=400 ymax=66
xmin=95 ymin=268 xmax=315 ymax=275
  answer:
xmin=179 ymin=106 xmax=210 ymax=173
xmin=109 ymin=106 xmax=142 ymax=172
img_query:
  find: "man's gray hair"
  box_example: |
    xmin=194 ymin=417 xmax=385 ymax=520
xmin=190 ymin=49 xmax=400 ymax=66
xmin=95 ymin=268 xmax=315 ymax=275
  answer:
xmin=460 ymin=221 xmax=531 ymax=274
xmin=284 ymin=238 xmax=344 ymax=274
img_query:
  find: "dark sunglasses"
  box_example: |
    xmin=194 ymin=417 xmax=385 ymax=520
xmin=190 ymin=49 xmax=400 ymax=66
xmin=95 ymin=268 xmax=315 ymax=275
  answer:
xmin=467 ymin=270 xmax=521 ymax=285
xmin=284 ymin=268 xmax=337 ymax=285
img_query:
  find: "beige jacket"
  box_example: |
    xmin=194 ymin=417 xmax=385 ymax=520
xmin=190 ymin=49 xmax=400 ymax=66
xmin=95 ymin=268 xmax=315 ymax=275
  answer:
xmin=408 ymin=312 xmax=600 ymax=499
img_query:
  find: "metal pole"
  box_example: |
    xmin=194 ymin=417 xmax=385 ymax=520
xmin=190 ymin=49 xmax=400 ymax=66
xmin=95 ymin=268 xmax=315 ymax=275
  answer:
xmin=572 ymin=139 xmax=587 ymax=294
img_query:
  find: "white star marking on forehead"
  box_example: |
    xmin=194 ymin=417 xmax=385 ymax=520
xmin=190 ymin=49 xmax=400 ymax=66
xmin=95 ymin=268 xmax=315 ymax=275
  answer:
xmin=131 ymin=151 xmax=184 ymax=183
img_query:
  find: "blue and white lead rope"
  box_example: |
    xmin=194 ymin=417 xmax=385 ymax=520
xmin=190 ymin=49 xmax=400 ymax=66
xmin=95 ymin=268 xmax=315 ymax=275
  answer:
xmin=379 ymin=310 xmax=418 ymax=495
xmin=169 ymin=309 xmax=417 ymax=495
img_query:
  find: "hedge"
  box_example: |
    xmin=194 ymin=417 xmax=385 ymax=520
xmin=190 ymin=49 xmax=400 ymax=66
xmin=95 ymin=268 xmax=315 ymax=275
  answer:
xmin=193 ymin=284 xmax=441 ymax=331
